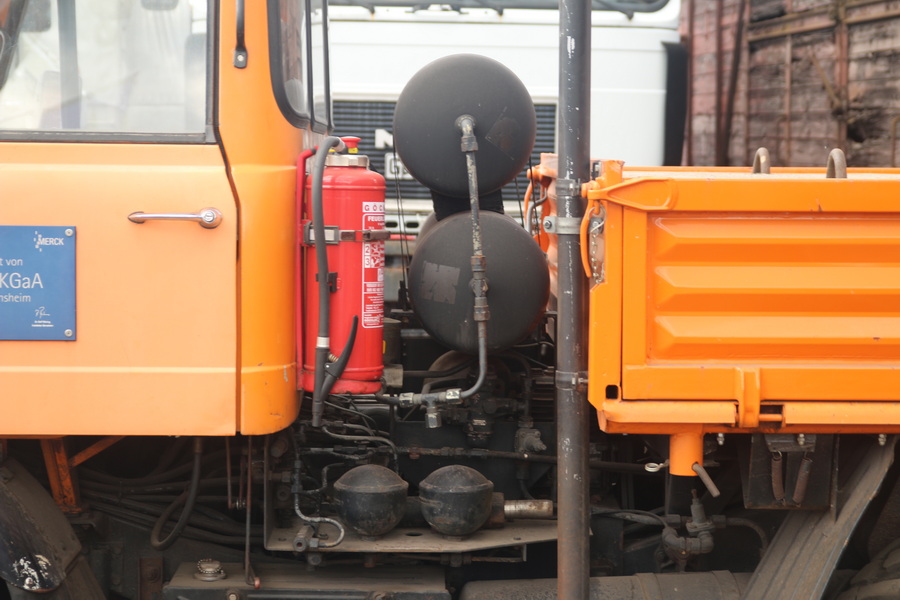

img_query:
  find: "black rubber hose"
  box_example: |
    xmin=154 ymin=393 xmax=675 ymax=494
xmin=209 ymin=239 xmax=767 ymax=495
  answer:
xmin=84 ymin=491 xmax=253 ymax=536
xmin=80 ymin=449 xmax=228 ymax=486
xmin=149 ymin=437 xmax=203 ymax=550
xmin=320 ymin=316 xmax=358 ymax=400
xmin=311 ymin=136 xmax=347 ymax=427
xmin=401 ymin=360 xmax=475 ymax=379
xmin=94 ymin=502 xmax=261 ymax=546
xmin=725 ymin=517 xmax=770 ymax=553
xmin=81 ymin=476 xmax=228 ymax=495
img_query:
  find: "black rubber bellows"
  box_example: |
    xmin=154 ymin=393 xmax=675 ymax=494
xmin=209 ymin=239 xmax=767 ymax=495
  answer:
xmin=419 ymin=465 xmax=494 ymax=537
xmin=334 ymin=465 xmax=408 ymax=539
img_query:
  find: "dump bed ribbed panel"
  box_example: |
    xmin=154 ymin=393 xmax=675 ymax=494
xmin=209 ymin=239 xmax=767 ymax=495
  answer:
xmin=646 ymin=215 xmax=900 ymax=362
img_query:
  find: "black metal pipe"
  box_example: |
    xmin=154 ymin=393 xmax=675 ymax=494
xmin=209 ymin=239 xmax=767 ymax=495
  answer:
xmin=556 ymin=0 xmax=591 ymax=597
xmin=395 ymin=447 xmax=653 ymax=474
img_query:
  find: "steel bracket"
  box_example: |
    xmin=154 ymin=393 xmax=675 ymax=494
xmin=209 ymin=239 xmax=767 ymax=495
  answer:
xmin=555 ymin=370 xmax=589 ymax=392
xmin=556 ymin=178 xmax=582 ymax=198
xmin=542 ymin=216 xmax=581 ymax=236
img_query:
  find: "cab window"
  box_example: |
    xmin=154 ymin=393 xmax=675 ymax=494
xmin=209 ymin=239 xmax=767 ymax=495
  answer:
xmin=0 ymin=0 xmax=211 ymax=139
xmin=269 ymin=0 xmax=330 ymax=132
xmin=309 ymin=0 xmax=330 ymax=131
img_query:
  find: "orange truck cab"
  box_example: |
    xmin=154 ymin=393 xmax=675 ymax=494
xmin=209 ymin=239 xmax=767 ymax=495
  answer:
xmin=0 ymin=0 xmax=318 ymax=438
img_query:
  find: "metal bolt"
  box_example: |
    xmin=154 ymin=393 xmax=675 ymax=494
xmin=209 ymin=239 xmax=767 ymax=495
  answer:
xmin=425 ymin=407 xmax=441 ymax=429
xmin=227 ymin=593 xmax=240 ymax=600
xmin=879 ymin=434 xmax=887 ymax=446
xmin=717 ymin=433 xmax=725 ymax=446
xmin=65 ymin=229 xmax=74 ymax=237
xmin=543 ymin=219 xmax=553 ymax=231
xmin=797 ymin=433 xmax=806 ymax=446
xmin=64 ymin=329 xmax=73 ymax=337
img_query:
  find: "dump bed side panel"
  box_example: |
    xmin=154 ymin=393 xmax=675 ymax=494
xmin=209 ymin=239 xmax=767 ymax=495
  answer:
xmin=589 ymin=170 xmax=900 ymax=434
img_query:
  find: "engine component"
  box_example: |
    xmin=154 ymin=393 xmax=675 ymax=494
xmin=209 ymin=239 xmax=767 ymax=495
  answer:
xmin=515 ymin=428 xmax=548 ymax=454
xmin=663 ymin=493 xmax=715 ymax=568
xmin=408 ymin=211 xmax=549 ymax=354
xmin=744 ymin=433 xmax=834 ymax=509
xmin=193 ymin=559 xmax=226 ymax=582
xmin=393 ymin=54 xmax=536 ymax=200
xmin=301 ymin=138 xmax=387 ymax=395
xmin=502 ymin=499 xmax=554 ymax=520
xmin=419 ymin=465 xmax=494 ymax=537
xmin=333 ymin=464 xmax=408 ymax=539
xmin=484 ymin=495 xmax=556 ymax=527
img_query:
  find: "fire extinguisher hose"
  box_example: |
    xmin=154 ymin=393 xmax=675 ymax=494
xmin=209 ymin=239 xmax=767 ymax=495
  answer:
xmin=310 ymin=136 xmax=347 ymax=428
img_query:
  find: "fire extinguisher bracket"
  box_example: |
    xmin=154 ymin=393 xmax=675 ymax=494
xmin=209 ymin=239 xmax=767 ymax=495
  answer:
xmin=302 ymin=222 xmax=388 ymax=245
xmin=353 ymin=229 xmax=391 ymax=242
xmin=314 ymin=272 xmax=338 ymax=293
xmin=337 ymin=229 xmax=389 ymax=243
xmin=302 ymin=222 xmax=340 ymax=245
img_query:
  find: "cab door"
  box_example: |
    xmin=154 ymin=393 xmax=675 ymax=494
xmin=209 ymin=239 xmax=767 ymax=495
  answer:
xmin=0 ymin=0 xmax=237 ymax=436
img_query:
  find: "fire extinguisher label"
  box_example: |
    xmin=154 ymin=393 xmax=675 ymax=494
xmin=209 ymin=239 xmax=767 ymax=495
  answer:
xmin=362 ymin=210 xmax=385 ymax=329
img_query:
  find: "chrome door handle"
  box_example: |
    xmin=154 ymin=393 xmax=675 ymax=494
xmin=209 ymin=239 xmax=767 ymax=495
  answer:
xmin=128 ymin=207 xmax=223 ymax=229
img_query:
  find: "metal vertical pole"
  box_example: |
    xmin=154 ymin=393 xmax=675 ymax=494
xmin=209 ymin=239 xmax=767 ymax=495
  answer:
xmin=557 ymin=0 xmax=590 ymax=598
xmin=714 ymin=0 xmax=724 ymax=165
xmin=686 ymin=0 xmax=696 ymax=166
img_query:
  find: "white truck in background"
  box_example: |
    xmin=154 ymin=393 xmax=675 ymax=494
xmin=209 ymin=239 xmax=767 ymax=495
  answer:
xmin=327 ymin=0 xmax=684 ymax=301
xmin=329 ymin=0 xmax=683 ymax=169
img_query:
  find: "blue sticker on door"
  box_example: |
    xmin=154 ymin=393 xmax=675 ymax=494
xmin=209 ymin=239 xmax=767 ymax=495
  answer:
xmin=0 ymin=226 xmax=76 ymax=340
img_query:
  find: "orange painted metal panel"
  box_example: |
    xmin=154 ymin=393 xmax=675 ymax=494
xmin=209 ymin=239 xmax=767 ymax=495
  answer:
xmin=604 ymin=172 xmax=900 ymax=213
xmin=229 ymin=164 xmax=302 ymax=435
xmin=0 ymin=144 xmax=237 ymax=436
xmin=588 ymin=167 xmax=900 ymax=445
xmin=1 ymin=3 xmax=319 ymax=438
xmin=217 ymin=2 xmax=318 ymax=434
xmin=599 ymin=401 xmax=900 ymax=435
xmin=587 ymin=203 xmax=624 ymax=398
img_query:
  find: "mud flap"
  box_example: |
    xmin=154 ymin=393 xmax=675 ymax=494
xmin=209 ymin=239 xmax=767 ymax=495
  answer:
xmin=0 ymin=459 xmax=87 ymax=593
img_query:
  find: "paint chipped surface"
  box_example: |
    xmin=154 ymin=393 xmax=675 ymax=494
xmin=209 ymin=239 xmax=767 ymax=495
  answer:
xmin=13 ymin=554 xmax=52 ymax=590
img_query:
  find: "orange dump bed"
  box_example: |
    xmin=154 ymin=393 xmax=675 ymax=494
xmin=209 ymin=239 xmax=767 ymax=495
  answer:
xmin=584 ymin=164 xmax=900 ymax=474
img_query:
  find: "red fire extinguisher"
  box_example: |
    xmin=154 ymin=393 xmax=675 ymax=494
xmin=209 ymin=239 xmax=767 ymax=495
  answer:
xmin=299 ymin=137 xmax=386 ymax=405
